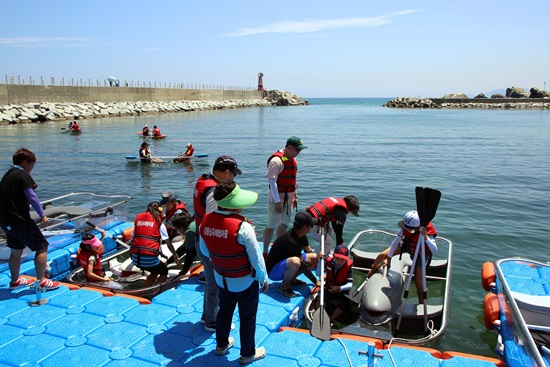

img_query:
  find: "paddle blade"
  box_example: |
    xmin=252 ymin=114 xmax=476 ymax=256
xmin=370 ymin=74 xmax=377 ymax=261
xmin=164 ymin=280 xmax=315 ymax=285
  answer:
xmin=415 ymin=187 xmax=441 ymax=226
xmin=310 ymin=308 xmax=331 ymax=341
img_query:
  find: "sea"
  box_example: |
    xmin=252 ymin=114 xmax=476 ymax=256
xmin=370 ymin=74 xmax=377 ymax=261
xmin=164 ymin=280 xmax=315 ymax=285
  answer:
xmin=1 ymin=97 xmax=549 ymax=357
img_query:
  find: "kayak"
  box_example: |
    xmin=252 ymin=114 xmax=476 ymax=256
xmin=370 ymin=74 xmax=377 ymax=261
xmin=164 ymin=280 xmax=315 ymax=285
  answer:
xmin=125 ymin=154 xmax=208 ymax=163
xmin=137 ymin=131 xmax=166 ymax=139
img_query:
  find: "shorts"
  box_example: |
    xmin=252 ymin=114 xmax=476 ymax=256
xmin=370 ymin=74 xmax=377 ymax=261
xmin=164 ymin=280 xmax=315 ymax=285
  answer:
xmin=268 ymin=253 xmax=307 ymax=281
xmin=1 ymin=220 xmax=48 ymax=252
xmin=131 ymin=254 xmax=168 ymax=276
xmin=266 ymin=193 xmax=295 ymax=229
xmin=410 ymin=252 xmax=432 ymax=269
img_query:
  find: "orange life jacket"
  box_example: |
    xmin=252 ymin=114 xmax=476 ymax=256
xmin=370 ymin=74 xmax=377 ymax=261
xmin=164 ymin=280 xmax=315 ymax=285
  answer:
xmin=267 ymin=151 xmax=297 ymax=193
xmin=77 ymin=250 xmax=104 ymax=282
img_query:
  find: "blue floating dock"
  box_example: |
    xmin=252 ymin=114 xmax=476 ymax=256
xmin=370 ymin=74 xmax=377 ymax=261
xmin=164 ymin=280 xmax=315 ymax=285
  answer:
xmin=0 ymin=274 xmax=503 ymax=366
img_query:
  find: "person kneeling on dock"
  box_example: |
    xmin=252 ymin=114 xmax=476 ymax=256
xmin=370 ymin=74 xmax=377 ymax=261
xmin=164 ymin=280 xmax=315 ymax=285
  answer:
xmin=266 ymin=211 xmax=320 ymax=298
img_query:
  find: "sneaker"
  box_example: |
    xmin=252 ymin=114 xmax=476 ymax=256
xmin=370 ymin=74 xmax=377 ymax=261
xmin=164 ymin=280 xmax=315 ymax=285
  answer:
xmin=215 ymin=337 xmax=234 ymax=356
xmin=239 ymin=347 xmax=266 ymax=364
xmin=204 ymin=322 xmax=235 ymax=332
xmin=200 ymin=315 xmax=206 ymax=324
xmin=278 ymin=286 xmax=297 ymax=298
xmin=38 ymin=278 xmax=60 ymax=292
xmin=198 ymin=275 xmax=206 ymax=283
xmin=9 ymin=277 xmax=33 ymax=290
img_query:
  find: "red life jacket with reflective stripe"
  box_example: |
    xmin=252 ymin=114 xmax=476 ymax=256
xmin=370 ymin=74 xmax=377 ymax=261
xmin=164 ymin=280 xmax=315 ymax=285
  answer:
xmin=193 ymin=174 xmax=217 ymax=227
xmin=200 ymin=212 xmax=253 ymax=278
xmin=131 ymin=212 xmax=162 ymax=256
xmin=325 ymin=256 xmax=353 ymax=287
xmin=77 ymin=250 xmax=104 ymax=282
xmin=306 ymin=197 xmax=348 ymax=226
xmin=267 ymin=151 xmax=297 ymax=193
xmin=404 ymin=222 xmax=437 ymax=256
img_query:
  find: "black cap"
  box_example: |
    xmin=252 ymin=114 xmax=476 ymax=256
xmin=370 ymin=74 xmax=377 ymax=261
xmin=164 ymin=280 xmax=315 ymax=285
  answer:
xmin=213 ymin=155 xmax=242 ymax=175
xmin=294 ymin=212 xmax=318 ymax=227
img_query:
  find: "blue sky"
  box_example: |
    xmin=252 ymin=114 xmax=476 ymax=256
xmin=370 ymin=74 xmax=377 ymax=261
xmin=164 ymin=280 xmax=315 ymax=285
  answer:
xmin=2 ymin=0 xmax=549 ymax=98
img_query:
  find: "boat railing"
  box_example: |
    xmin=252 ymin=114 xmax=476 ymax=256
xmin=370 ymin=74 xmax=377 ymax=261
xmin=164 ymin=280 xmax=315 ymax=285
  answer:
xmin=495 ymin=257 xmax=548 ymax=367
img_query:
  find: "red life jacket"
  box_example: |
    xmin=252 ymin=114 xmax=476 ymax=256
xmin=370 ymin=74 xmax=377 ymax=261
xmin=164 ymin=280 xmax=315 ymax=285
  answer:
xmin=403 ymin=222 xmax=437 ymax=256
xmin=153 ymin=128 xmax=161 ymax=136
xmin=165 ymin=202 xmax=188 ymax=238
xmin=72 ymin=123 xmax=80 ymax=131
xmin=77 ymin=250 xmax=104 ymax=282
xmin=325 ymin=256 xmax=353 ymax=287
xmin=193 ymin=174 xmax=217 ymax=227
xmin=200 ymin=212 xmax=253 ymax=279
xmin=185 ymin=147 xmax=194 ymax=156
xmin=306 ymin=197 xmax=348 ymax=226
xmin=131 ymin=212 xmax=162 ymax=257
xmin=267 ymin=151 xmax=297 ymax=193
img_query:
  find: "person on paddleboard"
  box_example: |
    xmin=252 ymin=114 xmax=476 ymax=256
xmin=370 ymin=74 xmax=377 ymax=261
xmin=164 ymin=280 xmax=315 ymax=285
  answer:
xmin=367 ymin=210 xmax=437 ymax=304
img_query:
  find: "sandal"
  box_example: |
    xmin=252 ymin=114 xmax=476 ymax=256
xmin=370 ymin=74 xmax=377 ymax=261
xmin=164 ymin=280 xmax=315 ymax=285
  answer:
xmin=215 ymin=337 xmax=234 ymax=356
xmin=239 ymin=347 xmax=266 ymax=365
xmin=278 ymin=286 xmax=297 ymax=298
xmin=290 ymin=279 xmax=306 ymax=286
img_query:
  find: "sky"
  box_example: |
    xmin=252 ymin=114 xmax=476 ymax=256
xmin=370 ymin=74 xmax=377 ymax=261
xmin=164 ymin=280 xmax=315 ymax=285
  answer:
xmin=1 ymin=0 xmax=549 ymax=98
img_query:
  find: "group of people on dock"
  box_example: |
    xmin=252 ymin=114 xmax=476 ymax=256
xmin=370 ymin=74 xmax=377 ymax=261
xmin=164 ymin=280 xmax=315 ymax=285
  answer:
xmin=0 ymin=139 xmax=437 ymax=365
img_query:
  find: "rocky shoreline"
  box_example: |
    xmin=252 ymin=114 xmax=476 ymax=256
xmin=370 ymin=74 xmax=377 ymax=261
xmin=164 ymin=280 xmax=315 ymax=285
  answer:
xmin=384 ymin=97 xmax=550 ymax=109
xmin=0 ymin=89 xmax=306 ymax=125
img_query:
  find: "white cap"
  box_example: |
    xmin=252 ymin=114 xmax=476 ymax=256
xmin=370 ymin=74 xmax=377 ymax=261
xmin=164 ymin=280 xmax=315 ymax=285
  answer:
xmin=398 ymin=211 xmax=420 ymax=232
xmin=187 ymin=143 xmax=192 ymax=147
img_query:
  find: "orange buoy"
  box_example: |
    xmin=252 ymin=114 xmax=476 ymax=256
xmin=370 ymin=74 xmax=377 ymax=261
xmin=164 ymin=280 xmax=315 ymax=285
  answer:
xmin=121 ymin=226 xmax=134 ymax=243
xmin=481 ymin=262 xmax=496 ymax=291
xmin=483 ymin=292 xmax=499 ymax=330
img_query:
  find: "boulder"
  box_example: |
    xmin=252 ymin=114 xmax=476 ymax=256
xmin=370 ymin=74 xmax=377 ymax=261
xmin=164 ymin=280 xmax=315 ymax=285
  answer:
xmin=505 ymin=86 xmax=529 ymax=98
xmin=443 ymin=93 xmax=468 ymax=99
xmin=491 ymin=93 xmax=505 ymax=98
xmin=529 ymin=87 xmax=550 ymax=98
xmin=474 ymin=93 xmax=487 ymax=99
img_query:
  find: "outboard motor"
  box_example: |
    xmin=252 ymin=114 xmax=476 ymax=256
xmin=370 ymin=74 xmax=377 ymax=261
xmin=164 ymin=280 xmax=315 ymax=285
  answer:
xmin=360 ymin=257 xmax=406 ymax=325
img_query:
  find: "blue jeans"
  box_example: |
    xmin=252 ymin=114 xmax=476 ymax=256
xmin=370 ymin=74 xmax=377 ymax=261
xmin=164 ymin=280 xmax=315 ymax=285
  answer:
xmin=195 ymin=238 xmax=219 ymax=326
xmin=216 ymin=280 xmax=259 ymax=358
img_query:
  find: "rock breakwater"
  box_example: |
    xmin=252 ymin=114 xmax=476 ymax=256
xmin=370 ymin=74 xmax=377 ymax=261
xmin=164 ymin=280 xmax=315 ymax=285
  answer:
xmin=384 ymin=97 xmax=550 ymax=109
xmin=0 ymin=89 xmax=306 ymax=125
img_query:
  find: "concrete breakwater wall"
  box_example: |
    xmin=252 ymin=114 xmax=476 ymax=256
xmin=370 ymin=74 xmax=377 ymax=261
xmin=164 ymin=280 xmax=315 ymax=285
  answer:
xmin=0 ymin=89 xmax=306 ymax=125
xmin=384 ymin=97 xmax=550 ymax=109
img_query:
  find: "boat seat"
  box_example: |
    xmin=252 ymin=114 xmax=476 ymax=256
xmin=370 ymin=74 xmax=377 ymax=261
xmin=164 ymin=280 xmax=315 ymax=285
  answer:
xmin=511 ymin=292 xmax=550 ymax=320
xmin=351 ymin=249 xmax=379 ymax=261
xmin=31 ymin=205 xmax=93 ymax=221
xmin=402 ymin=303 xmax=443 ymax=318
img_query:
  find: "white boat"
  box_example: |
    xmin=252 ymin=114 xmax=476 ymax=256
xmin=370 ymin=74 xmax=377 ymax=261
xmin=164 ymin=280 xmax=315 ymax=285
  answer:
xmin=304 ymin=229 xmax=453 ymax=345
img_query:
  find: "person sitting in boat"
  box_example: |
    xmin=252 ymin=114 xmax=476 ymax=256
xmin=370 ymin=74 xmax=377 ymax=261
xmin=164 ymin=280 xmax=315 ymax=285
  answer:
xmin=72 ymin=121 xmax=80 ymax=131
xmin=367 ymin=210 xmax=437 ymax=304
xmin=169 ymin=209 xmax=197 ymax=278
xmin=185 ymin=143 xmax=194 ymax=157
xmin=305 ymin=195 xmax=359 ymax=274
xmin=153 ymin=125 xmax=161 ymax=138
xmin=68 ymin=121 xmax=74 ymax=130
xmin=266 ymin=211 xmax=320 ymax=298
xmin=323 ymin=244 xmax=353 ymax=326
xmin=130 ymin=201 xmax=181 ymax=287
xmin=142 ymin=124 xmax=150 ymax=137
xmin=174 ymin=143 xmax=195 ymax=163
xmin=77 ymin=231 xmax=114 ymax=283
xmin=139 ymin=142 xmax=151 ymax=162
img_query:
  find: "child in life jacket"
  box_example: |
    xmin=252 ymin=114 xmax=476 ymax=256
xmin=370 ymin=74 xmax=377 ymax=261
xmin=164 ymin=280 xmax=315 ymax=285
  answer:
xmin=78 ymin=231 xmax=114 ymax=283
xmin=324 ymin=244 xmax=353 ymax=326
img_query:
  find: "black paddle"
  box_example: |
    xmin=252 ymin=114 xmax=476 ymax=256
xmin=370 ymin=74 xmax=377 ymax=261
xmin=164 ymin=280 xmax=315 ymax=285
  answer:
xmin=396 ymin=187 xmax=441 ymax=331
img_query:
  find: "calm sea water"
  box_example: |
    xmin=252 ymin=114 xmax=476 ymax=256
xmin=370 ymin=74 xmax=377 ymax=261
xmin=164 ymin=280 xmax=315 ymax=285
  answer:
xmin=1 ymin=98 xmax=549 ymax=356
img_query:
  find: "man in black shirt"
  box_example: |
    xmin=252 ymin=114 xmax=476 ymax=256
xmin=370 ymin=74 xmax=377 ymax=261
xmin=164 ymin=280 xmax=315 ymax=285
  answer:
xmin=267 ymin=212 xmax=320 ymax=298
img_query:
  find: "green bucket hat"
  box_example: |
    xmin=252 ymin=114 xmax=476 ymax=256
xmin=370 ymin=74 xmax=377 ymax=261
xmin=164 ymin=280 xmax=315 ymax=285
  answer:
xmin=217 ymin=184 xmax=258 ymax=209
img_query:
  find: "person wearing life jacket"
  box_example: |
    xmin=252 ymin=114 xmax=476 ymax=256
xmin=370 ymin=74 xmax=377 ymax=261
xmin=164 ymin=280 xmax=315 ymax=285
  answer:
xmin=77 ymin=231 xmax=113 ymax=283
xmin=139 ymin=142 xmax=151 ymax=163
xmin=262 ymin=136 xmax=307 ymax=257
xmin=368 ymin=210 xmax=437 ymax=304
xmin=72 ymin=121 xmax=80 ymax=131
xmin=185 ymin=143 xmax=194 ymax=157
xmin=174 ymin=143 xmax=195 ymax=163
xmin=324 ymin=244 xmax=354 ymax=325
xmin=306 ymin=195 xmax=359 ymax=274
xmin=142 ymin=125 xmax=150 ymax=137
xmin=169 ymin=209 xmax=195 ymax=278
xmin=199 ymin=180 xmax=268 ymax=363
xmin=192 ymin=155 xmax=242 ymax=332
xmin=131 ymin=201 xmax=181 ymax=287
xmin=153 ymin=125 xmax=161 ymax=138
xmin=159 ymin=191 xmax=189 ymax=240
